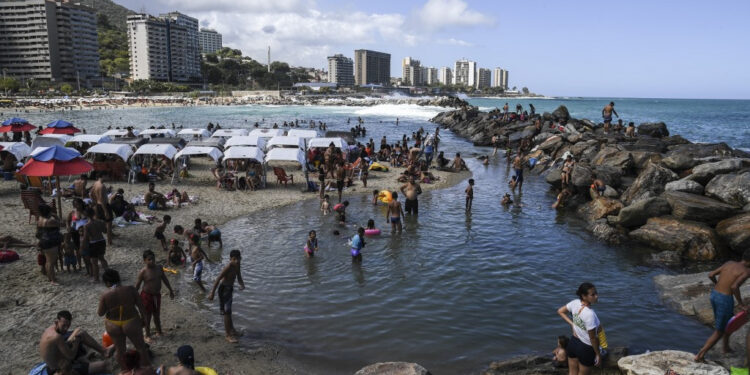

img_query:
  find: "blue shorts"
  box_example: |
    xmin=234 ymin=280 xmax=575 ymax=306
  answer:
xmin=390 ymin=217 xmax=401 ymax=224
xmin=193 ymin=260 xmax=204 ymax=282
xmin=603 ymin=115 xmax=612 ymax=123
xmin=514 ymin=169 xmax=524 ymax=182
xmin=64 ymin=254 xmax=77 ymax=266
xmin=711 ymin=289 xmax=734 ymax=332
xmin=208 ymin=229 xmax=221 ymax=241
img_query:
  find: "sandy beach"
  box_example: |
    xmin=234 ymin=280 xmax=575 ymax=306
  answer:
xmin=0 ymin=161 xmax=469 ymax=374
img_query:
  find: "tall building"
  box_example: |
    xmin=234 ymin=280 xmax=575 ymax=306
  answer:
xmin=198 ymin=28 xmax=222 ymax=53
xmin=425 ymin=67 xmax=438 ymax=86
xmin=327 ymin=54 xmax=354 ymax=86
xmin=453 ymin=59 xmax=476 ymax=87
xmin=438 ymin=67 xmax=452 ymax=85
xmin=492 ymin=67 xmax=509 ymax=89
xmin=501 ymin=69 xmax=509 ymax=89
xmin=0 ymin=0 xmax=99 ymax=84
xmin=127 ymin=12 xmax=202 ymax=82
xmin=401 ymin=57 xmax=422 ymax=86
xmin=354 ymin=49 xmax=390 ymax=86
xmin=476 ymin=68 xmax=491 ymax=89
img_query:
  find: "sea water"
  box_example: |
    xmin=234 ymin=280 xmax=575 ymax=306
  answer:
xmin=7 ymin=98 xmax=750 ymax=373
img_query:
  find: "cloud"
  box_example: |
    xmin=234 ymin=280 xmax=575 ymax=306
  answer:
xmin=437 ymin=38 xmax=473 ymax=47
xmin=416 ymin=0 xmax=494 ymax=31
xmin=151 ymin=0 xmax=313 ymax=13
xmin=262 ymin=25 xmax=276 ymax=34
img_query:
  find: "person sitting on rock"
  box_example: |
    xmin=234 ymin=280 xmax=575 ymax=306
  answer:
xmin=589 ymin=177 xmax=606 ymax=199
xmin=561 ymin=156 xmax=575 ymax=187
xmin=625 ymin=122 xmax=636 ymax=137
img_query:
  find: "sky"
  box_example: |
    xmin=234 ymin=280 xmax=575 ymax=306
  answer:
xmin=115 ymin=0 xmax=750 ymax=99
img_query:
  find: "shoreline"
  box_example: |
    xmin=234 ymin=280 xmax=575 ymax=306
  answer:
xmin=0 ymin=160 xmax=470 ymax=374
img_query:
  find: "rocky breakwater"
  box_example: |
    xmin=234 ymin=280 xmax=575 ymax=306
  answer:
xmin=431 ymin=105 xmax=750 ymax=264
xmin=258 ymin=95 xmax=470 ymax=108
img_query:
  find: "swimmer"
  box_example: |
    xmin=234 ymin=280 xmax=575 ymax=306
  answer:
xmin=501 ymin=193 xmax=513 ymax=206
xmin=334 ymin=201 xmax=349 ymax=224
xmin=372 ymin=190 xmax=380 ymax=205
xmin=321 ymin=195 xmax=331 ymax=215
xmin=553 ymin=336 xmax=569 ymax=368
xmin=167 ymin=240 xmax=186 ymax=267
xmin=366 ymin=219 xmax=376 ymax=230
xmin=305 ymin=230 xmax=318 ymax=257
xmin=386 ymin=192 xmax=404 ymax=233
xmin=350 ymin=227 xmax=365 ymax=263
xmin=465 ymin=179 xmax=474 ymax=211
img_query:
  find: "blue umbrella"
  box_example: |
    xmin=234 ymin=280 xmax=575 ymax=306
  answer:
xmin=45 ymin=120 xmax=73 ymax=128
xmin=2 ymin=117 xmax=30 ymax=126
xmin=30 ymin=144 xmax=82 ymax=162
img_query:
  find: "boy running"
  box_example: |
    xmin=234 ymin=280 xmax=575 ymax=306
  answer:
xmin=208 ymin=250 xmax=245 ymax=343
xmin=135 ymin=250 xmax=174 ymax=342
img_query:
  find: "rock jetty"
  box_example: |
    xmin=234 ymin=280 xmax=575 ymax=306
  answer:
xmin=431 ymin=105 xmax=750 ymax=264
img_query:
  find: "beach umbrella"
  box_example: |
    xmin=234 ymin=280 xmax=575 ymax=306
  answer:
xmin=19 ymin=144 xmax=92 ymax=218
xmin=39 ymin=120 xmax=82 ymax=135
xmin=0 ymin=117 xmax=35 ymax=133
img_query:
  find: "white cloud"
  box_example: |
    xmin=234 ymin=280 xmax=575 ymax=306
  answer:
xmin=416 ymin=0 xmax=494 ymax=31
xmin=154 ymin=0 xmax=313 ymax=13
xmin=437 ymin=38 xmax=473 ymax=47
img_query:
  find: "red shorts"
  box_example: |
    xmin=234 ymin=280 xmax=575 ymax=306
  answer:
xmin=140 ymin=291 xmax=161 ymax=314
xmin=37 ymin=252 xmax=46 ymax=266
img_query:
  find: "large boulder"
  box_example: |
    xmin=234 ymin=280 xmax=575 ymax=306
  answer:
xmin=665 ymin=179 xmax=704 ymax=195
xmin=577 ymin=197 xmax=624 ymax=223
xmin=622 ymin=136 xmax=667 ymax=153
xmin=592 ymin=165 xmax=622 ymax=188
xmin=661 ymin=153 xmax=698 ymax=171
xmin=592 ymin=147 xmax=634 ymax=174
xmin=664 ymin=191 xmax=740 ymax=225
xmin=588 ymin=218 xmax=628 ymax=244
xmin=636 ymin=122 xmax=669 ymax=138
xmin=551 ymin=105 xmax=570 ymax=122
xmin=667 ymin=142 xmax=738 ymax=159
xmin=545 ymin=168 xmax=562 ymax=189
xmin=355 ymin=362 xmax=431 ymax=375
xmin=629 ymin=151 xmax=662 ymax=171
xmin=691 ymin=158 xmax=746 ymax=177
xmin=537 ymin=135 xmax=563 ymax=152
xmin=629 ymin=216 xmax=725 ymax=261
xmin=618 ymin=350 xmax=728 ymax=375
xmin=570 ymin=164 xmax=594 ymax=191
xmin=705 ymin=172 xmax=750 ymax=207
xmin=615 ymin=196 xmax=672 ymax=228
xmin=716 ymin=213 xmax=750 ymax=254
xmin=570 ymin=140 xmax=598 ymax=157
xmin=620 ymin=162 xmax=678 ymax=205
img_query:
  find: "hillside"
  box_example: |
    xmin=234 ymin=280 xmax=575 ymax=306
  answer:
xmin=79 ymin=0 xmax=134 ymax=31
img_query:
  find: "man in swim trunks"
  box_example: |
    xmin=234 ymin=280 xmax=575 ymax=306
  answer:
xmin=40 ymin=310 xmax=110 ymax=375
xmin=209 ymin=249 xmax=245 ymax=343
xmin=601 ymin=101 xmax=618 ymax=130
xmin=145 ymin=182 xmax=167 ymax=210
xmin=155 ymin=215 xmax=170 ymax=251
xmin=695 ymin=249 xmax=750 ymax=362
xmin=136 ymin=250 xmax=174 ymax=342
xmin=82 ymin=207 xmax=109 ymax=282
xmin=400 ymin=177 xmax=422 ymax=215
xmin=189 ymin=235 xmax=209 ymax=292
xmin=90 ymin=174 xmax=114 ymax=245
xmin=335 ymin=161 xmax=346 ymax=203
xmin=590 ymin=177 xmax=606 ymax=199
xmin=350 ymin=227 xmax=365 ymax=263
xmin=386 ymin=192 xmax=404 ymax=233
xmin=202 ymin=222 xmax=223 ymax=248
xmin=72 ymin=174 xmax=89 ymax=198
xmin=512 ymin=154 xmax=524 ymax=191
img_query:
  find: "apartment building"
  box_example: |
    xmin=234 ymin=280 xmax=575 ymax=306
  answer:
xmin=453 ymin=59 xmax=476 ymax=87
xmin=327 ymin=54 xmax=354 ymax=86
xmin=476 ymin=68 xmax=491 ymax=89
xmin=354 ymin=49 xmax=390 ymax=86
xmin=127 ymin=12 xmax=201 ymax=82
xmin=199 ymin=28 xmax=222 ymax=53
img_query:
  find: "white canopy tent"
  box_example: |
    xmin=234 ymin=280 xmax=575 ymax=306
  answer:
xmin=140 ymin=129 xmax=176 ymax=138
xmin=224 ymin=135 xmax=267 ymax=150
xmin=211 ymin=129 xmax=249 ymax=138
xmin=0 ymin=141 xmax=32 ymax=161
xmin=133 ymin=144 xmax=178 ymax=160
xmin=85 ymin=143 xmax=133 ymax=162
xmin=266 ymin=136 xmax=305 ymax=150
xmin=265 ymin=148 xmax=306 ymax=167
xmin=307 ymin=137 xmax=347 ymax=150
xmin=223 ymin=146 xmax=264 ymax=162
xmin=174 ymin=146 xmax=224 ymax=162
xmin=287 ymin=129 xmax=318 ymax=140
xmin=102 ymin=128 xmax=140 ymax=137
xmin=31 ymin=135 xmax=72 ymax=151
xmin=177 ymin=128 xmax=211 ymax=138
xmin=249 ymin=128 xmax=285 ymax=139
xmin=67 ymin=134 xmax=112 ymax=145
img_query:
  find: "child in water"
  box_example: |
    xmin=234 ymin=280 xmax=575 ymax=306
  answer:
xmin=366 ymin=219 xmax=376 ymax=230
xmin=372 ymin=190 xmax=380 ymax=205
xmin=553 ymin=336 xmax=569 ymax=368
xmin=305 ymin=230 xmax=318 ymax=257
xmin=321 ymin=195 xmax=331 ymax=215
xmin=350 ymin=227 xmax=365 ymax=263
xmin=465 ymin=179 xmax=474 ymax=210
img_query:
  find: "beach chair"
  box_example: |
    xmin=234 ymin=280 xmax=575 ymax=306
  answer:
xmin=272 ymin=167 xmax=294 ymax=186
xmin=347 ymin=158 xmax=364 ymax=180
xmin=20 ymin=188 xmax=55 ymax=224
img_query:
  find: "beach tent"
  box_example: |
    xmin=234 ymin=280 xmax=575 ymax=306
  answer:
xmin=0 ymin=141 xmax=32 ymax=161
xmin=133 ymin=144 xmax=178 ymax=160
xmin=211 ymin=129 xmax=249 ymax=138
xmin=146 ymin=137 xmax=187 ymax=150
xmin=85 ymin=143 xmax=134 ymax=162
xmin=103 ymin=128 xmax=140 ymax=137
xmin=287 ymin=129 xmax=319 ymax=141
xmin=265 ymin=148 xmax=306 ymax=167
xmin=249 ymin=128 xmax=284 ymax=138
xmin=266 ymin=136 xmax=305 ymax=150
xmin=174 ymin=146 xmax=223 ymax=162
xmin=307 ymin=137 xmax=347 ymax=150
xmin=223 ymin=146 xmax=264 ymax=163
xmin=224 ymin=135 xmax=267 ymax=150
xmin=177 ymin=128 xmax=211 ymax=138
xmin=324 ymin=131 xmax=356 ymax=145
xmin=139 ymin=129 xmax=176 ymax=138
xmin=31 ymin=134 xmax=72 ymax=151
xmin=66 ymin=134 xmax=112 ymax=145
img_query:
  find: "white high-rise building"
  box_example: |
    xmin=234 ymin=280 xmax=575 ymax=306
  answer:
xmin=493 ymin=67 xmax=509 ymax=89
xmin=327 ymin=54 xmax=354 ymax=86
xmin=453 ymin=59 xmax=476 ymax=87
xmin=425 ymin=67 xmax=438 ymax=86
xmin=402 ymin=57 xmax=422 ymax=86
xmin=198 ymin=28 xmax=222 ymax=53
xmin=438 ymin=67 xmax=452 ymax=85
xmin=476 ymin=68 xmax=491 ymax=89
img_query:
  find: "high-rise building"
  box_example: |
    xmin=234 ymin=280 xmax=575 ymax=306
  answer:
xmin=402 ymin=57 xmax=421 ymax=86
xmin=425 ymin=67 xmax=438 ymax=86
xmin=501 ymin=69 xmax=509 ymax=89
xmin=476 ymin=68 xmax=491 ymax=89
xmin=198 ymin=28 xmax=222 ymax=54
xmin=127 ymin=12 xmax=202 ymax=82
xmin=438 ymin=67 xmax=452 ymax=85
xmin=327 ymin=54 xmax=354 ymax=86
xmin=453 ymin=59 xmax=476 ymax=87
xmin=492 ymin=67 xmax=509 ymax=89
xmin=354 ymin=49 xmax=390 ymax=86
xmin=0 ymin=0 xmax=99 ymax=84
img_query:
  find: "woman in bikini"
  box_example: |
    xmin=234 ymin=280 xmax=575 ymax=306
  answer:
xmin=37 ymin=204 xmax=62 ymax=285
xmin=98 ymin=269 xmax=151 ymax=368
xmin=561 ymin=156 xmax=575 ymax=187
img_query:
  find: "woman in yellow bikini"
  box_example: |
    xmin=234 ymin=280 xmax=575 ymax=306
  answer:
xmin=98 ymin=269 xmax=151 ymax=368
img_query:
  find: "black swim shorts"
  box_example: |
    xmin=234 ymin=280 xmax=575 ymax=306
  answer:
xmin=88 ymin=240 xmax=106 ymax=258
xmin=218 ymin=284 xmax=233 ymax=315
xmin=566 ymin=336 xmax=596 ymax=367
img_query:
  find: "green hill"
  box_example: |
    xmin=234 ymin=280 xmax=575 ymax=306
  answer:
xmin=78 ymin=0 xmax=134 ymax=31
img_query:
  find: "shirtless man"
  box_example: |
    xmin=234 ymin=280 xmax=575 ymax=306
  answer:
xmin=450 ymin=153 xmax=467 ymax=172
xmin=324 ymin=143 xmax=336 ymax=178
xmin=408 ymin=146 xmax=421 ymax=164
xmin=72 ymin=174 xmax=88 ymax=198
xmin=625 ymin=121 xmax=636 ymax=137
xmin=386 ymin=191 xmax=404 ymax=233
xmin=209 ymin=249 xmax=245 ymax=343
xmin=145 ymin=182 xmax=167 ymax=210
xmin=135 ymin=250 xmax=174 ymax=342
xmin=695 ymin=249 xmax=750 ymax=362
xmin=502 ymin=103 xmax=509 ymax=121
xmin=601 ymin=101 xmax=618 ymax=131
xmin=512 ymin=154 xmax=524 ymax=191
xmin=82 ymin=207 xmax=109 ymax=282
xmin=90 ymin=175 xmax=113 ymax=244
xmin=166 ymin=345 xmax=201 ymax=375
xmin=40 ymin=311 xmax=110 ymax=375
xmin=400 ymin=177 xmax=422 ymax=215
xmin=335 ymin=162 xmax=346 ymax=203
xmin=491 ymin=135 xmax=499 ymax=156
xmin=590 ymin=177 xmax=606 ymax=199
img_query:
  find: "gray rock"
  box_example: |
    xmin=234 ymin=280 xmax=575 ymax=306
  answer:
xmin=570 ymin=164 xmax=594 ymax=191
xmin=570 ymin=140 xmax=598 ymax=158
xmin=664 ymin=191 xmax=740 ymax=225
xmin=593 ymin=165 xmax=622 ymax=188
xmin=603 ymin=185 xmax=619 ymax=198
xmin=622 ymin=136 xmax=667 ymax=153
xmin=636 ymin=122 xmax=669 ymax=138
xmin=577 ymin=197 xmax=624 ymax=224
xmin=587 ymin=218 xmax=627 ymax=244
xmin=663 ymin=134 xmax=691 ymax=146
xmin=616 ymin=196 xmax=672 ymax=228
xmin=661 ymin=153 xmax=698 ymax=171
xmin=629 ymin=151 xmax=662 ymax=171
xmin=692 ymin=158 xmax=746 ymax=176
xmin=621 ymin=162 xmax=678 ymax=205
xmin=545 ymin=168 xmax=562 ymax=189
xmin=665 ymin=179 xmax=704 ymax=195
xmin=592 ymin=147 xmax=634 ymax=174
xmin=618 ymin=350 xmax=728 ymax=375
xmin=629 ymin=216 xmax=725 ymax=261
xmin=716 ymin=213 xmax=750 ymax=254
xmin=552 ymin=105 xmax=570 ymax=122
xmin=355 ymin=362 xmax=431 ymax=375
xmin=538 ymin=135 xmax=563 ymax=151
xmin=667 ymin=142 xmax=738 ymax=159
xmin=705 ymin=172 xmax=750 ymax=207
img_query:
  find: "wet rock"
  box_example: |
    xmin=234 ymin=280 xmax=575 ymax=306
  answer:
xmin=667 ymin=142 xmax=738 ymax=159
xmin=629 ymin=151 xmax=662 ymax=171
xmin=621 ymin=162 xmax=678 ymax=205
xmin=629 ymin=216 xmax=725 ymax=261
xmin=593 ymin=165 xmax=622 ymax=188
xmin=662 ymin=134 xmax=691 ymax=146
xmin=355 ymin=362 xmax=431 ymax=375
xmin=618 ymin=350 xmax=728 ymax=375
xmin=661 ymin=153 xmax=697 ymax=171
xmin=716 ymin=213 xmax=750 ymax=254
xmin=484 ymin=348 xmax=627 ymax=375
xmin=588 ymin=218 xmax=627 ymax=244
xmin=570 ymin=164 xmax=594 ymax=191
xmin=577 ymin=197 xmax=624 ymax=223
xmin=665 ymin=179 xmax=704 ymax=195
xmin=636 ymin=122 xmax=669 ymax=138
xmin=650 ymin=250 xmax=682 ymax=266
xmin=545 ymin=168 xmax=562 ymax=189
xmin=664 ymin=191 xmax=740 ymax=225
xmin=705 ymin=172 xmax=750 ymax=207
xmin=552 ymin=105 xmax=570 ymax=122
xmin=616 ymin=196 xmax=672 ymax=228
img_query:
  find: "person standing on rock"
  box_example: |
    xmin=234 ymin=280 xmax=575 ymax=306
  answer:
xmin=694 ymin=249 xmax=750 ymax=363
xmin=502 ymin=103 xmax=509 ymax=121
xmin=601 ymin=102 xmax=618 ymax=133
xmin=557 ymin=282 xmax=603 ymax=374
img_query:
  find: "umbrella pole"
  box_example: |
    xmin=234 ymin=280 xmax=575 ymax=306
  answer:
xmin=56 ymin=177 xmax=63 ymax=221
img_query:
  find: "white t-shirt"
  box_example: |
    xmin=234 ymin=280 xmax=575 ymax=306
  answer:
xmin=566 ymin=299 xmax=600 ymax=346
